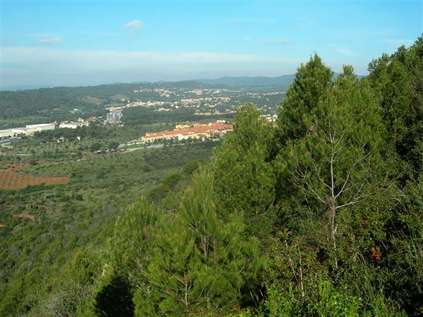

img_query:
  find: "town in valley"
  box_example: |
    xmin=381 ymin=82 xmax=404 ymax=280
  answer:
xmin=0 ymin=82 xmax=282 ymax=155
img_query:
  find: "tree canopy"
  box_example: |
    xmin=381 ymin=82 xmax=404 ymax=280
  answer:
xmin=1 ymin=36 xmax=422 ymax=317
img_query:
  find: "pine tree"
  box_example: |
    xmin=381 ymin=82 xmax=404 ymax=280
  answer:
xmin=134 ymin=169 xmax=265 ymax=316
xmin=275 ymin=54 xmax=332 ymax=146
xmin=382 ymin=173 xmax=423 ymax=314
xmin=368 ymin=36 xmax=423 ymax=179
xmin=110 ymin=198 xmax=158 ymax=282
xmin=272 ymin=65 xmax=396 ymax=294
xmin=212 ymin=105 xmax=275 ymax=237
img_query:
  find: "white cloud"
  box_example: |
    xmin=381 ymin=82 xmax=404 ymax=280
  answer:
xmin=37 ymin=35 xmax=63 ymax=45
xmin=123 ymin=19 xmax=143 ymax=31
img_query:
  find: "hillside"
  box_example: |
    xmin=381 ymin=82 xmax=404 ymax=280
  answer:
xmin=0 ymin=78 xmax=284 ymax=129
xmin=0 ymin=37 xmax=422 ymax=317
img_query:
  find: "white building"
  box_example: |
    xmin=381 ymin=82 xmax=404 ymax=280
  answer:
xmin=24 ymin=123 xmax=56 ymax=135
xmin=0 ymin=123 xmax=56 ymax=138
xmin=0 ymin=129 xmax=14 ymax=138
xmin=59 ymin=120 xmax=88 ymax=129
xmin=105 ymin=109 xmax=123 ymax=124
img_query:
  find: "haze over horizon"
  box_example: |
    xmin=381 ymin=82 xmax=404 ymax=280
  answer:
xmin=0 ymin=0 xmax=421 ymax=89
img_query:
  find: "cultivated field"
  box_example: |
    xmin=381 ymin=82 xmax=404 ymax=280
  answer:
xmin=0 ymin=164 xmax=69 ymax=190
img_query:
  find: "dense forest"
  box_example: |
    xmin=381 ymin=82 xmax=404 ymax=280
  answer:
xmin=1 ymin=37 xmax=422 ymax=316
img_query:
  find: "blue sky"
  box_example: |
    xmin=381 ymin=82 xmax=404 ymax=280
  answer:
xmin=0 ymin=0 xmax=421 ymax=88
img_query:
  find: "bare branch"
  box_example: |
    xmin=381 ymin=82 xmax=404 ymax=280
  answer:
xmin=330 ymin=150 xmax=335 ymax=198
xmin=335 ymin=200 xmax=360 ymax=210
xmin=335 ymin=152 xmax=371 ymax=199
xmin=311 ymin=160 xmax=331 ymax=191
xmin=304 ymin=179 xmax=326 ymax=204
xmin=348 ymin=182 xmax=367 ymax=204
xmin=335 ymin=170 xmax=352 ymax=199
xmin=285 ymin=240 xmax=296 ymax=278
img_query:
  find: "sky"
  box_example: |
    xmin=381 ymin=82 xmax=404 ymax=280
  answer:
xmin=0 ymin=0 xmax=422 ymax=88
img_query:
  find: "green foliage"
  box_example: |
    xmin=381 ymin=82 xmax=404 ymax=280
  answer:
xmin=0 ymin=143 xmax=214 ymax=316
xmin=311 ymin=280 xmax=361 ymax=317
xmin=274 ymin=65 xmax=394 ymax=246
xmin=264 ymin=286 xmax=301 ymax=317
xmin=212 ymin=105 xmax=276 ymax=237
xmin=111 ymin=198 xmax=158 ymax=277
xmin=275 ymin=54 xmax=332 ymax=145
xmin=368 ymin=36 xmax=423 ymax=179
xmin=147 ymin=172 xmax=183 ymax=203
xmin=382 ymin=174 xmax=423 ymax=314
xmin=134 ymin=169 xmax=265 ymax=316
xmin=123 ymin=106 xmax=232 ymax=126
xmin=2 ymin=37 xmax=422 ymax=317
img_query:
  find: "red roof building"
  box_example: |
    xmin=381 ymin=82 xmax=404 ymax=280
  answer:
xmin=143 ymin=122 xmax=233 ymax=143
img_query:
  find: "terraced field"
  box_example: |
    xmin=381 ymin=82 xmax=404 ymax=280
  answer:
xmin=0 ymin=164 xmax=69 ymax=189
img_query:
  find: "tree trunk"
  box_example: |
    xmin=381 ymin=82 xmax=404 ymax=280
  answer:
xmin=328 ymin=199 xmax=338 ymax=269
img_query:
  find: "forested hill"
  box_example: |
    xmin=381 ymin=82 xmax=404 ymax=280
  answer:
xmin=0 ymin=76 xmax=291 ymax=126
xmin=1 ymin=37 xmax=422 ymax=316
xmin=0 ymin=83 xmax=142 ymax=120
xmin=197 ymin=74 xmax=295 ymax=89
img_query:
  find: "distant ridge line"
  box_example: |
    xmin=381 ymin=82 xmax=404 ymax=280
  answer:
xmin=0 ymin=75 xmax=296 ymax=91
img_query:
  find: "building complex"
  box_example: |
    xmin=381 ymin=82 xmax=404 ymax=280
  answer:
xmin=142 ymin=121 xmax=233 ymax=143
xmin=0 ymin=119 xmax=89 ymax=139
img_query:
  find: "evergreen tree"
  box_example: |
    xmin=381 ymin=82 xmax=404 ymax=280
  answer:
xmin=110 ymin=198 xmax=158 ymax=280
xmin=274 ymin=54 xmax=332 ymax=147
xmin=383 ymin=174 xmax=423 ymax=314
xmin=212 ymin=105 xmax=276 ymax=237
xmin=12 ymin=38 xmax=420 ymax=317
xmin=368 ymin=36 xmax=423 ymax=179
xmin=134 ymin=169 xmax=265 ymax=316
xmin=272 ymin=65 xmax=397 ymax=300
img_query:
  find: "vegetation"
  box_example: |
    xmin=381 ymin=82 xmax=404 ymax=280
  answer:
xmin=0 ymin=37 xmax=422 ymax=316
xmin=0 ymin=83 xmax=148 ymax=124
xmin=0 ymin=143 xmax=214 ymax=316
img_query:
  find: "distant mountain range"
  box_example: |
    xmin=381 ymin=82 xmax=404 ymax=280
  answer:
xmin=197 ymin=75 xmax=295 ymax=89
xmin=1 ymin=75 xmax=296 ymax=91
xmin=1 ymin=73 xmax=368 ymax=91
